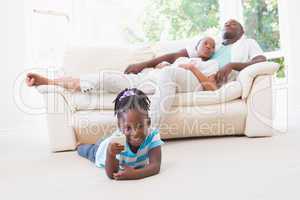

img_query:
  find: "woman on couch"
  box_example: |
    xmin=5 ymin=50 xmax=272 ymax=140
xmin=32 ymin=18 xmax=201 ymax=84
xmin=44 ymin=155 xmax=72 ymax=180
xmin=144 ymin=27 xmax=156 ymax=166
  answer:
xmin=27 ymin=37 xmax=220 ymax=127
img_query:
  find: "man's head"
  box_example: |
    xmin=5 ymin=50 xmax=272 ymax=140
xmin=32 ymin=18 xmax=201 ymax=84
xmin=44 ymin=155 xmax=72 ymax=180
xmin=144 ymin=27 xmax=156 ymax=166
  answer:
xmin=196 ymin=36 xmax=216 ymax=60
xmin=222 ymin=19 xmax=244 ymax=41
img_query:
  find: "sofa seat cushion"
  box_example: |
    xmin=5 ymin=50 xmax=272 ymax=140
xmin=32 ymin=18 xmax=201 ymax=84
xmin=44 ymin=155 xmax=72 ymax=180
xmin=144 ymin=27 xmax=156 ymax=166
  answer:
xmin=73 ymin=99 xmax=247 ymax=144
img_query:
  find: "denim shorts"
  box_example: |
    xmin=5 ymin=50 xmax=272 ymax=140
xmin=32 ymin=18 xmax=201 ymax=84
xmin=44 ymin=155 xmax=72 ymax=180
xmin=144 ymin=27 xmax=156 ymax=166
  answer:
xmin=77 ymin=139 xmax=103 ymax=163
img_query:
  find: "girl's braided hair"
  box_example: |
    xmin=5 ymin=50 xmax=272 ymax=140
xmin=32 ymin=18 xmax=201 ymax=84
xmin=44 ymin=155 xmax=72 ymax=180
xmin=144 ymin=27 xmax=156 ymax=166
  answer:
xmin=113 ymin=88 xmax=151 ymax=119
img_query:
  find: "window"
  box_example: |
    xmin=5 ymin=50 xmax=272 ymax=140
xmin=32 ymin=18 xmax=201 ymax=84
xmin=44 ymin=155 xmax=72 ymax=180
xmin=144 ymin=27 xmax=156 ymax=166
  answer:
xmin=242 ymin=0 xmax=280 ymax=52
xmin=124 ymin=0 xmax=220 ymax=43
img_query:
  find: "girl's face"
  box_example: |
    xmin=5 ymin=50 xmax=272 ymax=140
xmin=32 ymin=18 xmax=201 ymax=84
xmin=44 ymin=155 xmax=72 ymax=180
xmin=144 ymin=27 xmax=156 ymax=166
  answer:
xmin=197 ymin=37 xmax=216 ymax=60
xmin=119 ymin=109 xmax=150 ymax=149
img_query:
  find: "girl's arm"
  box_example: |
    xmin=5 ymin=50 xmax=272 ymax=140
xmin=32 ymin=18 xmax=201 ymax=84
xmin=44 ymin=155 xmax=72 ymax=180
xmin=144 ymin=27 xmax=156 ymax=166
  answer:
xmin=105 ymin=143 xmax=124 ymax=179
xmin=179 ymin=63 xmax=218 ymax=91
xmin=113 ymin=146 xmax=162 ymax=180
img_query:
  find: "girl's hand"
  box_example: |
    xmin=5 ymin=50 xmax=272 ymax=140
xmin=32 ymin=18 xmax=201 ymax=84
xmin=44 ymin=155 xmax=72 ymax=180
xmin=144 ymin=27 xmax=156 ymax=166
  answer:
xmin=113 ymin=165 xmax=137 ymax=180
xmin=178 ymin=63 xmax=196 ymax=70
xmin=107 ymin=143 xmax=125 ymax=157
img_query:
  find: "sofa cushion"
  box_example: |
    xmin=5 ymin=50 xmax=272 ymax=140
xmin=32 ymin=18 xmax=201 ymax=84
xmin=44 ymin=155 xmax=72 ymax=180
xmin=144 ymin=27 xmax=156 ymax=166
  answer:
xmin=237 ymin=61 xmax=279 ymax=99
xmin=73 ymin=99 xmax=247 ymax=144
xmin=151 ymin=38 xmax=196 ymax=56
xmin=59 ymin=80 xmax=242 ymax=111
xmin=62 ymin=44 xmax=155 ymax=76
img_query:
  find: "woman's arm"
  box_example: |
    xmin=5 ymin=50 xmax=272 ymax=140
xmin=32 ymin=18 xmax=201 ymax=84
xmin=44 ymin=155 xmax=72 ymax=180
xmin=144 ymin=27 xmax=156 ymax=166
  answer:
xmin=124 ymin=49 xmax=188 ymax=74
xmin=113 ymin=146 xmax=162 ymax=180
xmin=179 ymin=63 xmax=218 ymax=91
xmin=155 ymin=61 xmax=171 ymax=69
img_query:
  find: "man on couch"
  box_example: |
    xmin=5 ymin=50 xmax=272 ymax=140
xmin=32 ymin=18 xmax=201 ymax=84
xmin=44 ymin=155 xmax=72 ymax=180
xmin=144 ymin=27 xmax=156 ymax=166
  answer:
xmin=124 ymin=19 xmax=267 ymax=85
xmin=26 ymin=19 xmax=268 ymax=128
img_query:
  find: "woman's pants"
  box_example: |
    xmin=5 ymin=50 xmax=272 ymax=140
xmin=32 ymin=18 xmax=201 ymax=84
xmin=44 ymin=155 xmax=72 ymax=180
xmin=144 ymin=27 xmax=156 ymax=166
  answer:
xmin=79 ymin=67 xmax=202 ymax=128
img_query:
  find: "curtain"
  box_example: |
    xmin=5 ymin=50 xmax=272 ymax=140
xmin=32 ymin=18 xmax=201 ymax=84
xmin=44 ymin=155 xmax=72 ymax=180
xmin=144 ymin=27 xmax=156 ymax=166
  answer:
xmin=71 ymin=0 xmax=126 ymax=45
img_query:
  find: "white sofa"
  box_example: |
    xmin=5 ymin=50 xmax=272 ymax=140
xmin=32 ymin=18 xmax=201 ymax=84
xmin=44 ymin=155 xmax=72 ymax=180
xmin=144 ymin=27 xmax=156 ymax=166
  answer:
xmin=36 ymin=41 xmax=279 ymax=152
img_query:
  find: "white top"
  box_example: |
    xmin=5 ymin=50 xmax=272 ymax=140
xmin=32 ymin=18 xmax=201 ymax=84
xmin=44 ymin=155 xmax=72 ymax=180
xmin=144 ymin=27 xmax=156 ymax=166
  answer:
xmin=186 ymin=35 xmax=263 ymax=62
xmin=172 ymin=57 xmax=219 ymax=76
xmin=185 ymin=35 xmax=263 ymax=81
xmin=141 ymin=57 xmax=219 ymax=84
xmin=138 ymin=57 xmax=219 ymax=93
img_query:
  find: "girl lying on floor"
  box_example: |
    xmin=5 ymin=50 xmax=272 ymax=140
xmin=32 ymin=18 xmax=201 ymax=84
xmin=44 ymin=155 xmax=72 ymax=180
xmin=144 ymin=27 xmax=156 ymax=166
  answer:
xmin=77 ymin=88 xmax=164 ymax=180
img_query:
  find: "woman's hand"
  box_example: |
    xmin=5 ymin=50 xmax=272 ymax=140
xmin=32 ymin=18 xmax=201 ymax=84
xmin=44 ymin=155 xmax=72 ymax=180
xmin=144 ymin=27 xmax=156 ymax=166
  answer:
xmin=124 ymin=64 xmax=145 ymax=74
xmin=113 ymin=165 xmax=137 ymax=180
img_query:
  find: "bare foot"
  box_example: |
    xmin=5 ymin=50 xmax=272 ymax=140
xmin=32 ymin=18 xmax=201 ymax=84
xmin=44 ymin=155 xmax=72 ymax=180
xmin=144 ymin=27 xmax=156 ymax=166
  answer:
xmin=26 ymin=73 xmax=51 ymax=87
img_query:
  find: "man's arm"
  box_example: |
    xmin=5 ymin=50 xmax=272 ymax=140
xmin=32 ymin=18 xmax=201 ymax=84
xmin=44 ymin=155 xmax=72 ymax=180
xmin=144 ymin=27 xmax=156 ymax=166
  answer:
xmin=124 ymin=49 xmax=188 ymax=74
xmin=216 ymin=55 xmax=267 ymax=83
xmin=229 ymin=55 xmax=267 ymax=71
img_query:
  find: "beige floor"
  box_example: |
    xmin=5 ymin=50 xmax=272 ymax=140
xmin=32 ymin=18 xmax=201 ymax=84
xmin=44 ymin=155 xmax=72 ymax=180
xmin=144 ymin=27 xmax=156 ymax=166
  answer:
xmin=1 ymin=116 xmax=300 ymax=200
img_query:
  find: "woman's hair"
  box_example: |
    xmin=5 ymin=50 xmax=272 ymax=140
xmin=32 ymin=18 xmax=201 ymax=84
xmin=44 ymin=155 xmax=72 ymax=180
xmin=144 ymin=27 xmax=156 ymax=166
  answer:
xmin=195 ymin=39 xmax=203 ymax=51
xmin=113 ymin=88 xmax=151 ymax=119
xmin=195 ymin=37 xmax=215 ymax=52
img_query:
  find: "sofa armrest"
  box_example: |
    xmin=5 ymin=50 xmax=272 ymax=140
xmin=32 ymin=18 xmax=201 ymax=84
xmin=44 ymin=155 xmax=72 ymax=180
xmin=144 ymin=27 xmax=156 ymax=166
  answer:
xmin=36 ymin=85 xmax=66 ymax=95
xmin=36 ymin=85 xmax=77 ymax=111
xmin=244 ymin=75 xmax=274 ymax=137
xmin=36 ymin=85 xmax=77 ymax=152
xmin=237 ymin=61 xmax=279 ymax=99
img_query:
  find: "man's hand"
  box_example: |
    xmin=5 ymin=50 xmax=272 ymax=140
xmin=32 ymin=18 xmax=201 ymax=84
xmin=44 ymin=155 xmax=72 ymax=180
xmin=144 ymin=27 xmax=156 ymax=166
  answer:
xmin=124 ymin=64 xmax=145 ymax=74
xmin=107 ymin=143 xmax=125 ymax=157
xmin=216 ymin=56 xmax=267 ymax=84
xmin=113 ymin=165 xmax=137 ymax=180
xmin=215 ymin=63 xmax=235 ymax=84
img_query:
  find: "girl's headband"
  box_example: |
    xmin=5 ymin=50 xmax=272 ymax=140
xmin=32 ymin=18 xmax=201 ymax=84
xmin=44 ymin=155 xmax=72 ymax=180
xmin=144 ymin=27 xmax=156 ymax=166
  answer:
xmin=119 ymin=90 xmax=135 ymax=101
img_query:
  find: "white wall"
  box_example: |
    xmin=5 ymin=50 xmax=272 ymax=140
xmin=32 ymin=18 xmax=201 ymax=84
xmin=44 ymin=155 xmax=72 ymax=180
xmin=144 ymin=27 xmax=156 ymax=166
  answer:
xmin=71 ymin=0 xmax=146 ymax=45
xmin=0 ymin=1 xmax=26 ymax=132
xmin=0 ymin=0 xmax=73 ymax=133
xmin=278 ymin=0 xmax=300 ymax=132
xmin=0 ymin=0 xmax=298 ymax=133
xmin=29 ymin=0 xmax=72 ymax=67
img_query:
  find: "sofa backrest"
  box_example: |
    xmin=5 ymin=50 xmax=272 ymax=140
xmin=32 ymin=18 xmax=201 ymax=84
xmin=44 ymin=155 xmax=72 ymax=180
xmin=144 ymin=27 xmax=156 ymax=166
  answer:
xmin=62 ymin=44 xmax=154 ymax=76
xmin=151 ymin=38 xmax=197 ymax=56
xmin=62 ymin=38 xmax=196 ymax=76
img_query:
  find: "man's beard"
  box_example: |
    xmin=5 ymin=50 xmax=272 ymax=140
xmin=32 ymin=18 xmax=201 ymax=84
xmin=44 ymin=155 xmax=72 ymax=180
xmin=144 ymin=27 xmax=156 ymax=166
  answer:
xmin=222 ymin=31 xmax=236 ymax=40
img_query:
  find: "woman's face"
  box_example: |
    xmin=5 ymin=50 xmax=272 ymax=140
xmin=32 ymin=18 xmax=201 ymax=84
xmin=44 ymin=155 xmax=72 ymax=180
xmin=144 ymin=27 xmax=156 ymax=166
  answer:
xmin=197 ymin=37 xmax=216 ymax=60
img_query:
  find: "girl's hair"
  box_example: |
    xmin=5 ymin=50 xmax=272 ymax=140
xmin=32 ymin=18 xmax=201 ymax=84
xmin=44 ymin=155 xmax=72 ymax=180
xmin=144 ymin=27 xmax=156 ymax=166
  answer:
xmin=113 ymin=88 xmax=151 ymax=119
